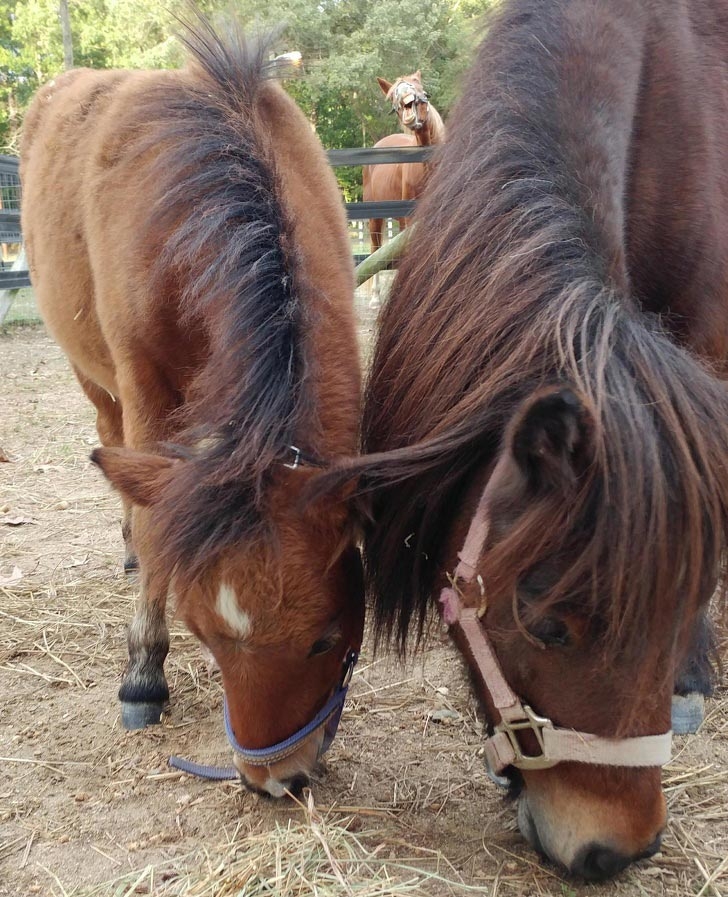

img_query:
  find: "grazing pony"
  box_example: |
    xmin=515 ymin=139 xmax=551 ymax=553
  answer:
xmin=319 ymin=0 xmax=728 ymax=879
xmin=362 ymin=72 xmax=444 ymax=252
xmin=20 ymin=19 xmax=364 ymax=797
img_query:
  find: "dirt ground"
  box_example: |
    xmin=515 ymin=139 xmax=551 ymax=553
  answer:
xmin=1 ymin=324 xmax=726 ymax=897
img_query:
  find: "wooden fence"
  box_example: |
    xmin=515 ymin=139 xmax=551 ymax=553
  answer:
xmin=0 ymin=145 xmax=436 ymax=319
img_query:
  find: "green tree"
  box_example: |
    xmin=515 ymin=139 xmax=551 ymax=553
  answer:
xmin=0 ymin=0 xmax=499 ymax=177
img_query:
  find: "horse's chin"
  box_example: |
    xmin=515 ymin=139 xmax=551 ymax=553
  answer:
xmin=517 ymin=797 xmax=548 ymax=858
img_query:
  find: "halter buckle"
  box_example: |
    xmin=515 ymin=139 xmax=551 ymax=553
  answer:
xmin=284 ymin=445 xmax=302 ymax=469
xmin=494 ymin=705 xmax=559 ymax=770
xmin=341 ymin=649 xmax=357 ymax=687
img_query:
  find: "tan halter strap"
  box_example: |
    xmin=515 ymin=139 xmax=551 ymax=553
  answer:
xmin=439 ymin=488 xmax=673 ymax=774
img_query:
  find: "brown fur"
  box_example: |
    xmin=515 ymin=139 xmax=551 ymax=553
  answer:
xmin=362 ymin=72 xmax=445 ymax=251
xmin=21 ymin=17 xmax=364 ymax=794
xmin=315 ymin=0 xmax=728 ymax=875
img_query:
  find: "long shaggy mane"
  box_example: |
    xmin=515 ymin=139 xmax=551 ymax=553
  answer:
xmin=320 ymin=0 xmax=728 ymax=667
xmin=128 ymin=15 xmax=312 ymax=577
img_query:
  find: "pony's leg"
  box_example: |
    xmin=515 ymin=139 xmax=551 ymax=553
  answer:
xmin=369 ymin=219 xmax=384 ymax=309
xmin=672 ymin=608 xmax=715 ymax=734
xmin=118 ymin=504 xmax=171 ymax=728
xmin=116 ymin=366 xmax=179 ymax=729
xmin=73 ymin=367 xmax=137 ymax=572
xmin=370 ymin=218 xmax=383 ymax=253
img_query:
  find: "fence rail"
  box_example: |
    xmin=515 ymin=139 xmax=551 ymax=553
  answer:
xmin=328 ymin=145 xmax=435 ymax=222
xmin=0 ymin=144 xmax=431 ymax=304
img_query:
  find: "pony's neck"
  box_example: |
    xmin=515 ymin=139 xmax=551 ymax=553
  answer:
xmin=416 ymin=105 xmax=445 ymax=146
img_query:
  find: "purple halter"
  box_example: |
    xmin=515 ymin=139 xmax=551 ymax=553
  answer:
xmin=169 ymin=649 xmax=358 ymax=781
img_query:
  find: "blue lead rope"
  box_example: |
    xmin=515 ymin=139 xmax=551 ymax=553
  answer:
xmin=168 ymin=756 xmax=238 ymax=779
xmin=168 ymin=650 xmax=358 ymax=781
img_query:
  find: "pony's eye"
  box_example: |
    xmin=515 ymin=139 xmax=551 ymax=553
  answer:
xmin=529 ymin=616 xmax=570 ymax=647
xmin=309 ymin=634 xmax=338 ymax=657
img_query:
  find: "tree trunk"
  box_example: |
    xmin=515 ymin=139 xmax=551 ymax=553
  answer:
xmin=59 ymin=0 xmax=74 ymax=70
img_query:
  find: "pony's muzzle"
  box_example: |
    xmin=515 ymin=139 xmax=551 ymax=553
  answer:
xmin=240 ymin=770 xmax=310 ymax=799
xmin=516 ymin=783 xmax=666 ymax=881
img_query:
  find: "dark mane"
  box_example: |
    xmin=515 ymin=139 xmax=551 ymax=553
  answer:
xmin=324 ymin=0 xmax=728 ymax=662
xmin=130 ymin=17 xmax=310 ymax=577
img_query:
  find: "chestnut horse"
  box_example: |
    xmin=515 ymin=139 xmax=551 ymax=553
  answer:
xmin=317 ymin=0 xmax=728 ymax=879
xmin=20 ymin=19 xmax=364 ymax=797
xmin=362 ymin=72 xmax=444 ymax=252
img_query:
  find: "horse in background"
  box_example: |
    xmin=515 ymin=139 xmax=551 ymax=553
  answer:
xmin=362 ymin=72 xmax=445 ymax=252
xmin=21 ymin=16 xmax=364 ymax=798
xmin=318 ymin=0 xmax=728 ymax=878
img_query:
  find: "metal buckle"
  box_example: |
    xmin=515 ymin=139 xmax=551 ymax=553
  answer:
xmin=494 ymin=705 xmax=559 ymax=770
xmin=284 ymin=445 xmax=302 ymax=470
xmin=341 ymin=650 xmax=357 ymax=688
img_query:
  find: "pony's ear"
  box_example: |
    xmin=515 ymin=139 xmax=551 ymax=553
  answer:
xmin=91 ymin=447 xmax=176 ymax=506
xmin=377 ymin=77 xmax=393 ymax=97
xmin=414 ymin=70 xmax=422 ymax=82
xmin=507 ymin=387 xmax=594 ymax=493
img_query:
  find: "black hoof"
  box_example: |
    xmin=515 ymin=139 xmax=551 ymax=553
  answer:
xmin=671 ymin=692 xmax=704 ymax=735
xmin=121 ymin=700 xmax=164 ymax=730
xmin=123 ymin=555 xmax=139 ymax=575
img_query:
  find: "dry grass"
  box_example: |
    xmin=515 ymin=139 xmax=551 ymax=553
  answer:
xmin=1 ymin=325 xmax=726 ymax=897
xmin=57 ymin=792 xmax=493 ymax=897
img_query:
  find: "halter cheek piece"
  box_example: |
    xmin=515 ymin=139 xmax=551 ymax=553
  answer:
xmin=439 ymin=485 xmax=673 ymax=777
xmin=169 ymin=445 xmax=358 ymax=782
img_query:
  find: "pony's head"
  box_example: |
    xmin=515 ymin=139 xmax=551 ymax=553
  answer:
xmin=451 ymin=384 xmax=696 ymax=878
xmin=94 ymin=447 xmax=365 ymax=796
xmin=378 ymin=72 xmax=430 ymax=132
xmin=333 ymin=370 xmax=723 ymax=877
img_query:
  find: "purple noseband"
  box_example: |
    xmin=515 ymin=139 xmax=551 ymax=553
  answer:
xmin=169 ymin=650 xmax=358 ymax=781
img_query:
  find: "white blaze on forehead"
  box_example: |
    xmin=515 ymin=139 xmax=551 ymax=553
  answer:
xmin=216 ymin=583 xmax=251 ymax=638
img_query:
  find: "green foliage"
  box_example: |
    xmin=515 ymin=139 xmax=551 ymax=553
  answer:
xmin=0 ymin=0 xmax=499 ymax=195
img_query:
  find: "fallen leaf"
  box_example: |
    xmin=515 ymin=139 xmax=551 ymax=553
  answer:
xmin=427 ymin=708 xmax=462 ymax=724
xmin=63 ymin=555 xmax=88 ymax=569
xmin=0 ymin=566 xmax=23 ymax=586
xmin=0 ymin=447 xmax=10 ymax=463
xmin=2 ymin=516 xmax=37 ymax=526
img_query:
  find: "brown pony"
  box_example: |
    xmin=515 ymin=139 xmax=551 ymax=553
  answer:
xmin=362 ymin=72 xmax=444 ymax=252
xmin=317 ymin=0 xmax=728 ymax=880
xmin=20 ymin=18 xmax=364 ymax=797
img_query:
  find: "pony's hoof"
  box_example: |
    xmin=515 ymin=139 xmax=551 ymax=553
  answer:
xmin=121 ymin=701 xmax=164 ymax=730
xmin=123 ymin=555 xmax=139 ymax=575
xmin=671 ymin=692 xmax=705 ymax=734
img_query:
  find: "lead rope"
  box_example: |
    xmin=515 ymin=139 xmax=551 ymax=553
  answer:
xmin=168 ymin=756 xmax=238 ymax=780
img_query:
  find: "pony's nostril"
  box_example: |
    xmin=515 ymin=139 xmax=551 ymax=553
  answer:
xmin=241 ymin=777 xmax=274 ymax=799
xmin=638 ymin=834 xmax=662 ymax=860
xmin=571 ymin=843 xmax=630 ymax=881
xmin=284 ymin=774 xmax=309 ymax=797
